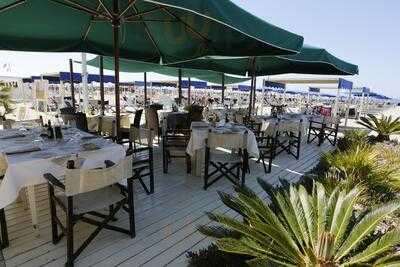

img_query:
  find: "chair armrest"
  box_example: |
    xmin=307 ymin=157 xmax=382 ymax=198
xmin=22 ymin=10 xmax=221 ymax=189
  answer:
xmin=104 ymin=160 xmax=116 ymax=168
xmin=43 ymin=173 xmax=65 ymax=190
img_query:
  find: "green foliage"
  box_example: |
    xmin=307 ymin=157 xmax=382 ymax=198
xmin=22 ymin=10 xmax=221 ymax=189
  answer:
xmin=187 ymin=244 xmax=252 ymax=267
xmin=199 ymin=180 xmax=400 ymax=266
xmin=337 ymin=129 xmax=370 ymax=151
xmin=321 ymin=145 xmax=400 ymax=204
xmin=0 ymin=83 xmax=14 ymax=120
xmin=358 ymin=114 xmax=400 ymax=142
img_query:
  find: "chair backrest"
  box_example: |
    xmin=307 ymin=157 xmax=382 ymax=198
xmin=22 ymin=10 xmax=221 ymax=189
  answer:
xmin=74 ymin=112 xmax=89 ymax=132
xmin=207 ymin=131 xmax=247 ymax=150
xmin=0 ymin=152 xmax=8 ymax=177
xmin=323 ymin=116 xmax=340 ymax=125
xmin=60 ymin=107 xmax=75 ymax=115
xmin=2 ymin=120 xmax=14 ymax=129
xmin=99 ymin=117 xmax=116 ymax=137
xmin=164 ymin=128 xmax=190 ymax=143
xmin=64 ymin=156 xmax=133 ymax=196
xmin=167 ymin=113 xmax=190 ymax=130
xmin=129 ymin=126 xmax=154 ymax=147
xmin=133 ymin=109 xmax=143 ymax=128
xmin=145 ymin=108 xmax=159 ymax=131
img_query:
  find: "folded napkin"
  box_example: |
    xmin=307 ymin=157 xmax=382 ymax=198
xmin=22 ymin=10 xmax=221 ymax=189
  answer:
xmin=5 ymin=145 xmax=41 ymax=155
xmin=0 ymin=133 xmax=26 ymax=140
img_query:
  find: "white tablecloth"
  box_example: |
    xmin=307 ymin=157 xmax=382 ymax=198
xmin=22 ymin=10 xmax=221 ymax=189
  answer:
xmin=0 ymin=127 xmax=125 ymax=209
xmin=186 ymin=123 xmax=259 ymax=158
xmin=257 ymin=115 xmax=310 ymax=137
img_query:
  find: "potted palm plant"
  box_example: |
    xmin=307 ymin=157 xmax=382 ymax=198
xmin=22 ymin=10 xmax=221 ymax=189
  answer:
xmin=196 ymin=180 xmax=400 ymax=266
xmin=0 ymin=83 xmax=14 ymax=122
xmin=358 ymin=114 xmax=400 ymax=142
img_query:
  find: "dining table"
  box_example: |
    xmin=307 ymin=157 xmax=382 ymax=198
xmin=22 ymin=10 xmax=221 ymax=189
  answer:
xmin=0 ymin=126 xmax=125 ymax=235
xmin=256 ymin=114 xmax=311 ymax=138
xmin=187 ymin=121 xmax=259 ymax=177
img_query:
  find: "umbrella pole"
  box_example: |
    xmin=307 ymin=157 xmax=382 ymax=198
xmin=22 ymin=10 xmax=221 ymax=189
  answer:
xmin=112 ymin=0 xmax=121 ymax=142
xmin=253 ymin=76 xmax=257 ymax=114
xmin=178 ymin=69 xmax=182 ymax=105
xmin=248 ymin=57 xmax=257 ymax=118
xmin=248 ymin=76 xmax=254 ymax=118
xmin=188 ymin=77 xmax=191 ymax=104
xmin=99 ymin=56 xmax=105 ymax=116
xmin=221 ymin=73 xmax=225 ymax=105
xmin=69 ymin=59 xmax=76 ymax=112
xmin=144 ymin=72 xmax=147 ymax=107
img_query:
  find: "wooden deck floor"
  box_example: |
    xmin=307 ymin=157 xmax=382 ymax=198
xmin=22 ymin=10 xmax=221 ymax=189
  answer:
xmin=1 ymin=141 xmax=332 ymax=267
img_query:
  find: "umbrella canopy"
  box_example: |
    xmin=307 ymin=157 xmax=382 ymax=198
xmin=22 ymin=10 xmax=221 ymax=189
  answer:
xmin=169 ymin=45 xmax=359 ymax=76
xmin=0 ymin=0 xmax=304 ymax=63
xmin=0 ymin=0 xmax=305 ymax=140
xmin=85 ymin=56 xmax=250 ymax=85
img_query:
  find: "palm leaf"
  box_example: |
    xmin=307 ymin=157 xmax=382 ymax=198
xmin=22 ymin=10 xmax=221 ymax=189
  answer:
xmin=335 ymin=200 xmax=400 ymax=261
xmin=344 ymin=230 xmax=400 ymax=265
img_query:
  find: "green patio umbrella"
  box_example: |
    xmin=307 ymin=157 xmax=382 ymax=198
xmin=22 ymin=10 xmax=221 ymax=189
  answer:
xmin=169 ymin=45 xmax=359 ymax=114
xmin=169 ymin=45 xmax=359 ymax=76
xmin=85 ymin=56 xmax=250 ymax=85
xmin=0 ymin=0 xmax=303 ymax=139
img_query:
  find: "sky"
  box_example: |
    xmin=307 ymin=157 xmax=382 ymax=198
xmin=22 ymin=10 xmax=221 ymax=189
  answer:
xmin=0 ymin=0 xmax=399 ymax=98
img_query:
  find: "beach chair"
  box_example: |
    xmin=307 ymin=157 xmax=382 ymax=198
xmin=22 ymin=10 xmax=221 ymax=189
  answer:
xmin=162 ymin=128 xmax=191 ymax=174
xmin=44 ymin=156 xmax=135 ymax=267
xmin=204 ymin=131 xmax=248 ymax=190
xmin=275 ymin=119 xmax=303 ymax=159
xmin=0 ymin=153 xmax=8 ymax=249
xmin=126 ymin=126 xmax=155 ymax=195
xmin=308 ymin=116 xmax=340 ymax=146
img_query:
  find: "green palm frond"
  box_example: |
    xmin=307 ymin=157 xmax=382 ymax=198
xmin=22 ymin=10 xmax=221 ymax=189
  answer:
xmin=199 ymin=181 xmax=400 ymax=266
xmin=358 ymin=114 xmax=400 ymax=141
xmin=335 ymin=200 xmax=400 ymax=261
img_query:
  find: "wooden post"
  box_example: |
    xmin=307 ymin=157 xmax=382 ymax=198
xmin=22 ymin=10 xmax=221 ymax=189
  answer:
xmin=112 ymin=0 xmax=121 ymax=141
xmin=221 ymin=73 xmax=225 ymax=105
xmin=144 ymin=72 xmax=147 ymax=106
xmin=178 ymin=69 xmax=182 ymax=104
xmin=188 ymin=77 xmax=191 ymax=104
xmin=69 ymin=59 xmax=76 ymax=112
xmin=99 ymin=56 xmax=105 ymax=116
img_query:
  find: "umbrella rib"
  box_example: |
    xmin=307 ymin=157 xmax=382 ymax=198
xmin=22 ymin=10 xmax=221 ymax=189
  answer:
xmin=160 ymin=7 xmax=211 ymax=44
xmin=49 ymin=0 xmax=112 ymax=20
xmin=118 ymin=0 xmax=138 ymax=19
xmin=97 ymin=0 xmax=113 ymax=18
xmin=82 ymin=3 xmax=102 ymax=41
xmin=129 ymin=4 xmax=164 ymax=61
xmin=0 ymin=0 xmax=26 ymax=14
xmin=123 ymin=7 xmax=161 ymax=20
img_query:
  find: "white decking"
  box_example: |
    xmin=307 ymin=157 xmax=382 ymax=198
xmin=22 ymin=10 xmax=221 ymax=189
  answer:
xmin=1 ymin=141 xmax=333 ymax=267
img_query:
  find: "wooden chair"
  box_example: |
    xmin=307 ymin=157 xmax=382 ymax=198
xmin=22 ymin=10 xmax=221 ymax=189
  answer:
xmin=0 ymin=208 xmax=8 ymax=249
xmin=0 ymin=153 xmax=8 ymax=249
xmin=98 ymin=117 xmax=117 ymax=141
xmin=43 ymin=156 xmax=135 ymax=266
xmin=126 ymin=126 xmax=155 ymax=195
xmin=245 ymin=120 xmax=263 ymax=137
xmin=307 ymin=116 xmax=340 ymax=146
xmin=162 ymin=129 xmax=191 ymax=174
xmin=73 ymin=112 xmax=89 ymax=132
xmin=145 ymin=108 xmax=161 ymax=143
xmin=275 ymin=119 xmax=303 ymax=160
xmin=256 ymin=123 xmax=278 ymax=173
xmin=204 ymin=131 xmax=248 ymax=190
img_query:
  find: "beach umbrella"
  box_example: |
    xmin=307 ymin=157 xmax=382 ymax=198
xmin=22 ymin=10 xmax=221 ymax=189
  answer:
xmin=85 ymin=55 xmax=250 ymax=85
xmin=0 ymin=0 xmax=303 ymax=139
xmin=169 ymin=45 xmax=359 ymax=76
xmin=170 ymin=45 xmax=359 ymax=114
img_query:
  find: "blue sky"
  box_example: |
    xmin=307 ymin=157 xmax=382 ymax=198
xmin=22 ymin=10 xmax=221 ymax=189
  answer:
xmin=0 ymin=0 xmax=399 ymax=98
